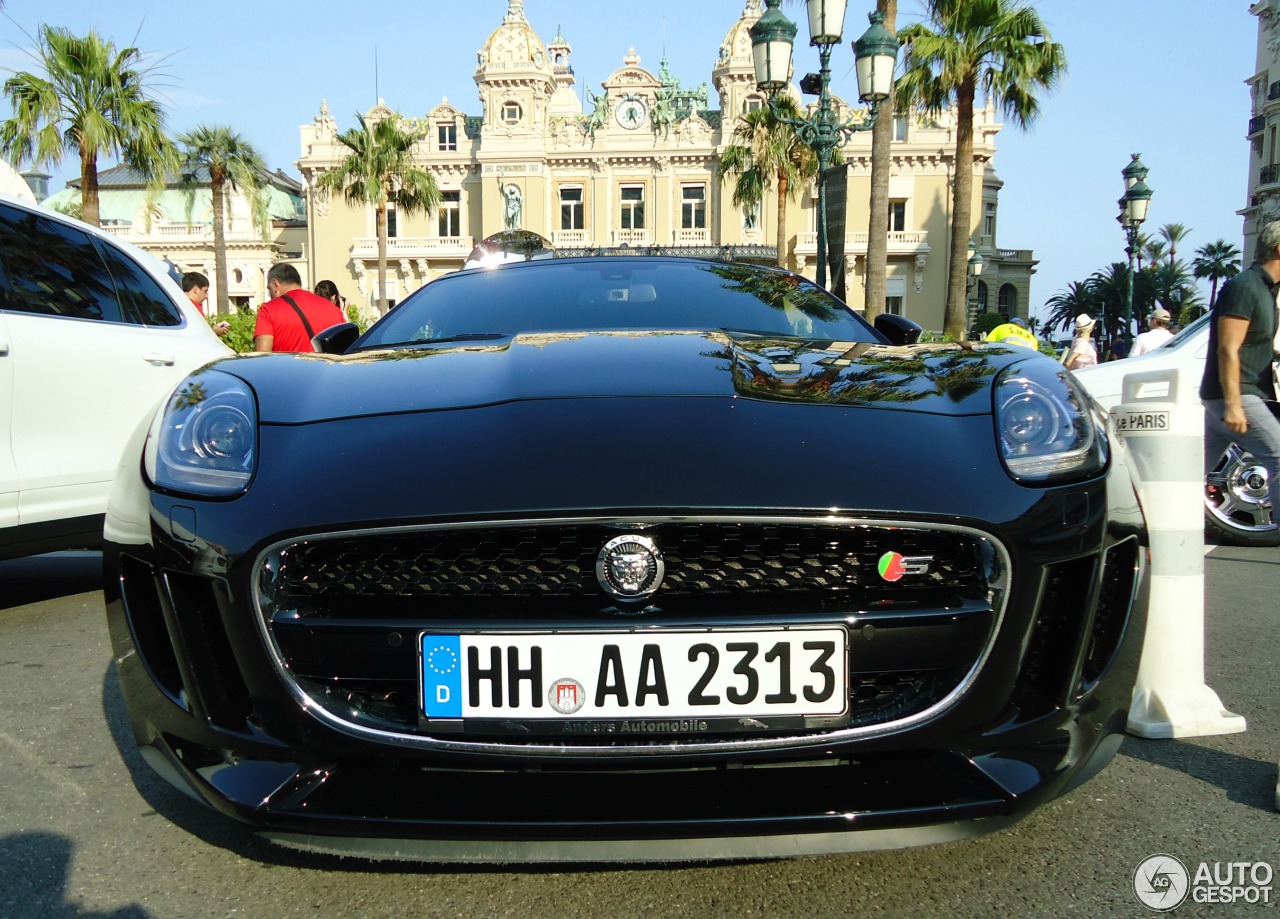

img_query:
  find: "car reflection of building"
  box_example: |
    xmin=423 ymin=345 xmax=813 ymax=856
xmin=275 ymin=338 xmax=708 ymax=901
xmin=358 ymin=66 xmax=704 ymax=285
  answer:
xmin=294 ymin=0 xmax=1036 ymax=331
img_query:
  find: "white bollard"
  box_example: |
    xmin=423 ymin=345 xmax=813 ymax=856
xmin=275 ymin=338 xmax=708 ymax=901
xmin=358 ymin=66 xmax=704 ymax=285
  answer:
xmin=1110 ymin=366 xmax=1246 ymax=739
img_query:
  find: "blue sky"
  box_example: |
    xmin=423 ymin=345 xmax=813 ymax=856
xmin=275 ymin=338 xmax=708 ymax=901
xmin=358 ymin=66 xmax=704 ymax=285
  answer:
xmin=1 ymin=1 xmax=1257 ymax=321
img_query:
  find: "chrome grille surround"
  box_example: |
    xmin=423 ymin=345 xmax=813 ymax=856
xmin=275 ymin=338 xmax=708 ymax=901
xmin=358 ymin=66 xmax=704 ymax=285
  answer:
xmin=252 ymin=515 xmax=1010 ymax=757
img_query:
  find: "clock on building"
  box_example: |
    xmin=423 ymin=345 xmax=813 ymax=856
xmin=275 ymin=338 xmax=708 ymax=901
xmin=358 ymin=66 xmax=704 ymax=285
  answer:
xmin=614 ymin=96 xmax=648 ymax=130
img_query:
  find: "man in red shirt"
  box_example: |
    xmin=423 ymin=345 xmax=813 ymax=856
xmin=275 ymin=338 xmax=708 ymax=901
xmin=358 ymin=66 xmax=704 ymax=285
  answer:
xmin=253 ymin=263 xmax=346 ymax=353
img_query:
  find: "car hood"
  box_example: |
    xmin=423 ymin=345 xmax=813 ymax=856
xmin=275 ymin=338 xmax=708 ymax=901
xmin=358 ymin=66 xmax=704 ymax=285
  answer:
xmin=212 ymin=330 xmax=1034 ymax=425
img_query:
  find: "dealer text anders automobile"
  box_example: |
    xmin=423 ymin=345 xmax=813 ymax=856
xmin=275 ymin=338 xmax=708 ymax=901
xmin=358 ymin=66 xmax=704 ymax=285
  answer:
xmin=562 ymin=719 xmax=712 ymax=735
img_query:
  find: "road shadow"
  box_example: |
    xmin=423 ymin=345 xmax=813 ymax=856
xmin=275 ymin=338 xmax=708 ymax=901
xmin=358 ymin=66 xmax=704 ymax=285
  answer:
xmin=0 ymin=832 xmax=151 ymax=919
xmin=1120 ymin=736 xmax=1276 ymax=812
xmin=99 ymin=663 xmax=757 ymax=876
xmin=0 ymin=551 xmax=103 ymax=611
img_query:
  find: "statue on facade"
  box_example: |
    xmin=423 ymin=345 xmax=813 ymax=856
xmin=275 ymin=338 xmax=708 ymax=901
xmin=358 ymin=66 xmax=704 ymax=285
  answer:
xmin=499 ymin=179 xmax=522 ymax=230
xmin=585 ymin=87 xmax=608 ymax=136
xmin=653 ymin=84 xmax=676 ymax=140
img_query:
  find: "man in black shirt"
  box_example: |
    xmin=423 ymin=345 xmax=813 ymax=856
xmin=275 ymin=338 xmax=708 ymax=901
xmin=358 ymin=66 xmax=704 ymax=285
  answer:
xmin=1200 ymin=221 xmax=1280 ymax=525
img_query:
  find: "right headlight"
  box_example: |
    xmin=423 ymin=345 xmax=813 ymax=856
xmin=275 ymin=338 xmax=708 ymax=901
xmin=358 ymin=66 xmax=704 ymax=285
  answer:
xmin=144 ymin=369 xmax=258 ymax=496
xmin=995 ymin=360 xmax=1108 ymax=484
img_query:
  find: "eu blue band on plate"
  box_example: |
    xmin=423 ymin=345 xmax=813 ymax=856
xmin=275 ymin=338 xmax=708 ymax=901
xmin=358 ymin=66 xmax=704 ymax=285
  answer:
xmin=422 ymin=634 xmax=463 ymax=718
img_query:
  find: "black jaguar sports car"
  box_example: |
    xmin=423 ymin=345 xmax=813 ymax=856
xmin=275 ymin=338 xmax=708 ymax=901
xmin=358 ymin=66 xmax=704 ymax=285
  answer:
xmin=103 ymin=256 xmax=1148 ymax=862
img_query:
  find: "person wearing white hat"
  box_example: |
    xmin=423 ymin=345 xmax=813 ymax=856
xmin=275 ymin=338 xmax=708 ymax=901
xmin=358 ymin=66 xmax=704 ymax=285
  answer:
xmin=1129 ymin=307 xmax=1174 ymax=357
xmin=1064 ymin=313 xmax=1097 ymax=371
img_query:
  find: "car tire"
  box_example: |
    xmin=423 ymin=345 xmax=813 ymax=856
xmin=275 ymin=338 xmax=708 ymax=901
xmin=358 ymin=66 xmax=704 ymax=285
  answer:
xmin=1205 ymin=442 xmax=1280 ymax=546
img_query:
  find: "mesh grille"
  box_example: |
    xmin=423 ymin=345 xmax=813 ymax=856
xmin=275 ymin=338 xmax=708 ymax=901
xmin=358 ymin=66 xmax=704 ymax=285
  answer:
xmin=273 ymin=522 xmax=986 ymax=606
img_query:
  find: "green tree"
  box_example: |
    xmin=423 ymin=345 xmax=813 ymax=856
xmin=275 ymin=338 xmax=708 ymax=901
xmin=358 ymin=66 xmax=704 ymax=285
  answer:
xmin=864 ymin=0 xmax=898 ymax=323
xmin=1044 ymin=280 xmax=1096 ymax=338
xmin=1192 ymin=239 xmax=1242 ymax=311
xmin=0 ymin=25 xmax=173 ymax=225
xmin=1158 ymin=222 xmax=1191 ymax=267
xmin=316 ymin=112 xmax=440 ymax=315
xmin=896 ymin=0 xmax=1065 ymax=340
xmin=176 ymin=126 xmax=267 ymax=317
xmin=718 ymin=95 xmax=821 ymax=270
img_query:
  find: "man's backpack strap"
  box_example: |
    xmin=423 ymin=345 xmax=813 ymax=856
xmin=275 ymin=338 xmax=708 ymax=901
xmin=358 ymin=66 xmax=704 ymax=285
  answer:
xmin=280 ymin=293 xmax=316 ymax=339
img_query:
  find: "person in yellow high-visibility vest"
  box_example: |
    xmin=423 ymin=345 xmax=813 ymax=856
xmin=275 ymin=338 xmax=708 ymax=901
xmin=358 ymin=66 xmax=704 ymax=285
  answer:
xmin=985 ymin=316 xmax=1039 ymax=349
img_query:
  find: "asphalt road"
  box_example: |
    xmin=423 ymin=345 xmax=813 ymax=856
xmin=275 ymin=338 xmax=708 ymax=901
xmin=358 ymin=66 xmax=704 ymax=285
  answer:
xmin=0 ymin=548 xmax=1276 ymax=919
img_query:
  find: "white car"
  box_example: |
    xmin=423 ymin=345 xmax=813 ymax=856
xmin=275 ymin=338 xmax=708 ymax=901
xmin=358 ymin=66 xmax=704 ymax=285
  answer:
xmin=0 ymin=194 xmax=231 ymax=559
xmin=1076 ymin=312 xmax=1279 ymax=546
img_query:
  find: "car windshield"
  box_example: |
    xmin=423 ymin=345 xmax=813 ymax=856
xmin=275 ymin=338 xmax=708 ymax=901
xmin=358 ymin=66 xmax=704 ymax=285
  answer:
xmin=354 ymin=258 xmax=878 ymax=350
xmin=1163 ymin=311 xmax=1211 ymax=349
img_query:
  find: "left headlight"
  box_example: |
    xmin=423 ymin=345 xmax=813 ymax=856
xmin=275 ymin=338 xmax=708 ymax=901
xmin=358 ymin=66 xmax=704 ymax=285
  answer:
xmin=995 ymin=360 xmax=1108 ymax=484
xmin=145 ymin=369 xmax=257 ymax=496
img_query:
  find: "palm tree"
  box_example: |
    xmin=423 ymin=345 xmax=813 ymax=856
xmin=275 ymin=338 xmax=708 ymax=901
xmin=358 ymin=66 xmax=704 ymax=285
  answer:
xmin=896 ymin=0 xmax=1065 ymax=340
xmin=864 ymin=0 xmax=898 ymax=322
xmin=1044 ymin=280 xmax=1096 ymax=338
xmin=317 ymin=112 xmax=440 ymax=315
xmin=0 ymin=25 xmax=173 ymax=225
xmin=718 ymin=95 xmax=821 ymax=270
xmin=1141 ymin=237 xmax=1167 ymax=269
xmin=176 ymin=126 xmax=268 ymax=317
xmin=1158 ymin=222 xmax=1191 ymax=267
xmin=1192 ymin=239 xmax=1242 ymax=310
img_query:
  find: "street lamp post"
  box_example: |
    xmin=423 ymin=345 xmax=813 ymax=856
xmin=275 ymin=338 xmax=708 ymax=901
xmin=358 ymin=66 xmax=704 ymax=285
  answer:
xmin=1117 ymin=153 xmax=1153 ymax=351
xmin=965 ymin=239 xmax=984 ymax=335
xmin=749 ymin=0 xmax=899 ymax=290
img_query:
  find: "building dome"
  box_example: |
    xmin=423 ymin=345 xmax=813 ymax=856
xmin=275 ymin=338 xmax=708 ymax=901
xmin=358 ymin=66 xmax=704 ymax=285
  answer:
xmin=0 ymin=160 xmax=36 ymax=204
xmin=716 ymin=0 xmax=765 ymax=72
xmin=477 ymin=0 xmax=552 ymax=78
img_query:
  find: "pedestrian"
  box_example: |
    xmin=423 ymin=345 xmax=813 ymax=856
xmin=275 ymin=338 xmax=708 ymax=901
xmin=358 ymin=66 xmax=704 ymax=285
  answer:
xmin=182 ymin=271 xmax=229 ymax=336
xmin=1199 ymin=220 xmax=1280 ymax=527
xmin=1063 ymin=314 xmax=1098 ymax=371
xmin=1129 ymin=308 xmax=1175 ymax=356
xmin=315 ymin=278 xmax=346 ymax=312
xmin=985 ymin=316 xmax=1039 ymax=349
xmin=253 ymin=263 xmax=346 ymax=353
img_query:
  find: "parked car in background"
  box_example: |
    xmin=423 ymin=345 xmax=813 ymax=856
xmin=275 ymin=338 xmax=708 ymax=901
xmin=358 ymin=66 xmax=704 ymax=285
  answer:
xmin=1076 ymin=312 xmax=1280 ymax=547
xmin=104 ymin=255 xmax=1148 ymax=862
xmin=0 ymin=194 xmax=231 ymax=560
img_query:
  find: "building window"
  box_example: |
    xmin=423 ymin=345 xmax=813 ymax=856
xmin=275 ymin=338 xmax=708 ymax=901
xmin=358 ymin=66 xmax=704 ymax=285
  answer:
xmin=885 ymin=296 xmax=904 ymax=316
xmin=893 ymin=116 xmax=907 ymax=141
xmin=999 ymin=283 xmax=1017 ymax=317
xmin=681 ymin=185 xmax=706 ymax=229
xmin=984 ymin=202 xmax=996 ymax=239
xmin=385 ymin=203 xmax=397 ymax=239
xmin=502 ymin=101 xmax=522 ymax=125
xmin=438 ymin=190 xmax=460 ymax=238
xmin=560 ymin=185 xmax=583 ymax=230
xmin=888 ymin=199 xmax=906 ymax=233
xmin=437 ymin=123 xmax=457 ymax=152
xmin=620 ymin=185 xmax=645 ymax=229
xmin=745 ymin=95 xmax=763 ymax=113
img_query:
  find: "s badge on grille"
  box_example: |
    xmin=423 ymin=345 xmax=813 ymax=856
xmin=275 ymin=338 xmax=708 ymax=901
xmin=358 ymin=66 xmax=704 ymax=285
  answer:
xmin=877 ymin=551 xmax=933 ymax=582
xmin=596 ymin=534 xmax=665 ymax=600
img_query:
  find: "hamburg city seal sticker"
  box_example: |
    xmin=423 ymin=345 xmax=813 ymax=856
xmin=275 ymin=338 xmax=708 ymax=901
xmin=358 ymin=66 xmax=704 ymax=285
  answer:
xmin=1134 ymin=854 xmax=1190 ymax=911
xmin=549 ymin=678 xmax=586 ymax=714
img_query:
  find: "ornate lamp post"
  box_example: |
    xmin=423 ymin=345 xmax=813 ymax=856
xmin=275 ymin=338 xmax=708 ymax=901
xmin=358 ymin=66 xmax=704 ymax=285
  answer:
xmin=1117 ymin=153 xmax=1153 ymax=350
xmin=749 ymin=0 xmax=899 ymax=289
xmin=965 ymin=239 xmax=984 ymax=335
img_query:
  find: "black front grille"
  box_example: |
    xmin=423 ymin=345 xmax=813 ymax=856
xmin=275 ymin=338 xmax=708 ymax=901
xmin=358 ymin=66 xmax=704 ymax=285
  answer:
xmin=272 ymin=521 xmax=990 ymax=612
xmin=259 ymin=519 xmax=1001 ymax=747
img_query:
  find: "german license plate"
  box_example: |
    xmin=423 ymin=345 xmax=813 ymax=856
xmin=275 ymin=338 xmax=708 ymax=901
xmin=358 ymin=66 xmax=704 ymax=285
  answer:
xmin=420 ymin=628 xmax=848 ymax=722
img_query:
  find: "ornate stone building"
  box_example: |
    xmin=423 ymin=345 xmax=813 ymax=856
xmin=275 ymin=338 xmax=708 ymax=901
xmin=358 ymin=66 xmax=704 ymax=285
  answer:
xmin=1245 ymin=0 xmax=1280 ymax=261
xmin=43 ymin=165 xmax=307 ymax=309
xmin=298 ymin=0 xmax=1035 ymax=331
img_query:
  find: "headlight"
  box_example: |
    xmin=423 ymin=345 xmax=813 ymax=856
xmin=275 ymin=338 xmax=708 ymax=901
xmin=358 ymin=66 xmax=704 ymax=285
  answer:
xmin=145 ymin=369 xmax=257 ymax=496
xmin=995 ymin=361 xmax=1108 ymax=483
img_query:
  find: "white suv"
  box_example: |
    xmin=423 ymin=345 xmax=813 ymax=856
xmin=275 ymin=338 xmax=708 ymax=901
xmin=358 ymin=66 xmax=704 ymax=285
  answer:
xmin=1076 ymin=312 xmax=1280 ymax=546
xmin=0 ymin=194 xmax=231 ymax=559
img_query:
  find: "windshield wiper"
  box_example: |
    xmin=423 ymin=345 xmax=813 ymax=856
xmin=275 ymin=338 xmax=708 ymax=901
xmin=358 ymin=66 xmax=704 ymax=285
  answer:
xmin=356 ymin=333 xmax=507 ymax=351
